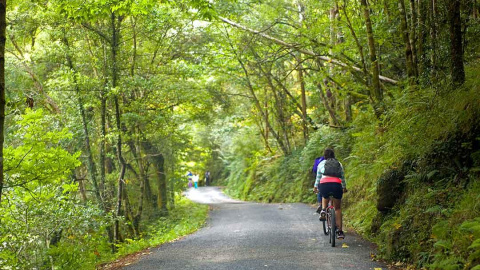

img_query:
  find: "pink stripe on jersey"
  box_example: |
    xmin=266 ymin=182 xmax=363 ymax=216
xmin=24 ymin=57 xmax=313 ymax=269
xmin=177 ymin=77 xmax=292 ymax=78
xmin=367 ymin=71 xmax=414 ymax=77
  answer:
xmin=320 ymin=176 xmax=342 ymax=184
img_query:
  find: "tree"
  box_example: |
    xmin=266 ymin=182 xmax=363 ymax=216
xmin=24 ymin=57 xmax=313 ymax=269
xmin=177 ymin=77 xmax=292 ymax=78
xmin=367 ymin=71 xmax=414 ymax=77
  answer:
xmin=448 ymin=0 xmax=465 ymax=85
xmin=0 ymin=0 xmax=5 ymax=203
xmin=360 ymin=0 xmax=383 ymax=103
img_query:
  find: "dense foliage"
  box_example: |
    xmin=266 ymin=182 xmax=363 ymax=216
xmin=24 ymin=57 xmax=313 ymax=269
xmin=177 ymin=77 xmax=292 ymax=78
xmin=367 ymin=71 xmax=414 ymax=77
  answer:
xmin=221 ymin=67 xmax=480 ymax=269
xmin=1 ymin=0 xmax=216 ymax=268
xmin=0 ymin=0 xmax=478 ymax=269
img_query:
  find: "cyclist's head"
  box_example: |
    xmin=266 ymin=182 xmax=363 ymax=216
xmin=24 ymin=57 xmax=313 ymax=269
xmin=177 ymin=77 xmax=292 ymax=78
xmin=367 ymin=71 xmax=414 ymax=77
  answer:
xmin=324 ymin=148 xmax=335 ymax=159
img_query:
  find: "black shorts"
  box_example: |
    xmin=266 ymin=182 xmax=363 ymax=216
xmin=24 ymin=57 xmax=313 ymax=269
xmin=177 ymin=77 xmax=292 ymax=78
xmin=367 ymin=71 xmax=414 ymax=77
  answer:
xmin=318 ymin=183 xmax=343 ymax=200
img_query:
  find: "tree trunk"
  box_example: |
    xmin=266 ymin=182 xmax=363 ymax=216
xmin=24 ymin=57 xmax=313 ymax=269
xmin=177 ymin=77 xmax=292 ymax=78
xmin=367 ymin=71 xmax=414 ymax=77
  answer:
xmin=168 ymin=158 xmax=175 ymax=209
xmin=264 ymin=87 xmax=271 ymax=151
xmin=62 ymin=31 xmax=103 ymax=206
xmin=251 ymin=49 xmax=313 ymax=152
xmin=224 ymin=30 xmax=289 ymax=154
xmin=0 ymin=0 xmax=6 ymax=204
xmin=77 ymin=94 xmax=102 ymax=203
xmin=343 ymin=0 xmax=368 ymax=78
xmin=430 ymin=0 xmax=438 ymax=79
xmin=130 ymin=17 xmax=137 ymax=77
xmin=360 ymin=0 xmax=383 ymax=102
xmin=82 ymin=27 xmax=115 ymax=252
xmin=110 ymin=12 xmax=127 ymax=248
xmin=271 ymin=74 xmax=317 ymax=129
xmin=328 ymin=2 xmax=340 ymax=124
xmin=474 ymin=0 xmax=478 ymax=18
xmin=142 ymin=141 xmax=168 ymax=214
xmin=254 ymin=115 xmax=274 ymax=154
xmin=399 ymin=0 xmax=417 ymax=80
xmin=345 ymin=94 xmax=353 ymax=122
xmin=99 ymin=40 xmax=108 ymax=198
xmin=128 ymin=139 xmax=146 ymax=234
xmin=297 ymin=57 xmax=308 ymax=142
xmin=63 ymin=28 xmax=115 ymax=251
xmin=143 ymin=165 xmax=155 ymax=209
xmin=417 ymin=0 xmax=428 ymax=75
xmin=409 ymin=0 xmax=419 ymax=77
xmin=240 ymin=63 xmax=288 ymax=154
xmin=154 ymin=153 xmax=167 ymax=213
xmin=448 ymin=0 xmax=465 ymax=85
xmin=278 ymin=87 xmax=292 ymax=153
xmin=384 ymin=0 xmax=392 ymax=22
xmin=77 ymin=178 xmax=88 ymax=202
xmin=329 ymin=3 xmax=338 ymax=75
xmin=253 ymin=60 xmax=291 ymax=154
xmin=113 ymin=95 xmax=126 ymax=247
xmin=317 ymin=83 xmax=340 ymax=127
xmin=122 ymin=185 xmax=137 ymax=238
xmin=268 ymin=73 xmax=291 ymax=154
xmin=99 ymin=95 xmax=107 ymax=196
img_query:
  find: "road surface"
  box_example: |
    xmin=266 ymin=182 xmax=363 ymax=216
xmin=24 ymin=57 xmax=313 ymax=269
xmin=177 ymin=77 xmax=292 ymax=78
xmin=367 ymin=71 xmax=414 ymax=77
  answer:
xmin=123 ymin=187 xmax=387 ymax=270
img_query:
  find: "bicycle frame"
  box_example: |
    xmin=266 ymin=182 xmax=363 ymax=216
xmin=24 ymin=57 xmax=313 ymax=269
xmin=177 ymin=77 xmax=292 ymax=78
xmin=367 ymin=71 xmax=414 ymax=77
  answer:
xmin=324 ymin=195 xmax=336 ymax=247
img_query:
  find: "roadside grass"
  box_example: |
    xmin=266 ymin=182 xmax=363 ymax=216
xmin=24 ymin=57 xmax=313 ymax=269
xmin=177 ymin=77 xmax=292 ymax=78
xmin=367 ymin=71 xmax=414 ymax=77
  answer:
xmin=97 ymin=196 xmax=209 ymax=269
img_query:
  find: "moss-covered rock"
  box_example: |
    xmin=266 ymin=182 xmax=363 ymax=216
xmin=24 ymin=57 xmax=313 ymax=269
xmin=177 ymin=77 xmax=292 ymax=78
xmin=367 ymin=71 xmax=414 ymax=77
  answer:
xmin=376 ymin=168 xmax=404 ymax=212
xmin=376 ymin=161 xmax=413 ymax=213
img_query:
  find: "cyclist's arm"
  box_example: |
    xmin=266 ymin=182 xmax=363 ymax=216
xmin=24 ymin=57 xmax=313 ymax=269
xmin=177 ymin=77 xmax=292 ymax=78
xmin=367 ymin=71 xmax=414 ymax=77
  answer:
xmin=339 ymin=162 xmax=346 ymax=189
xmin=314 ymin=160 xmax=326 ymax=187
xmin=313 ymin=173 xmax=320 ymax=188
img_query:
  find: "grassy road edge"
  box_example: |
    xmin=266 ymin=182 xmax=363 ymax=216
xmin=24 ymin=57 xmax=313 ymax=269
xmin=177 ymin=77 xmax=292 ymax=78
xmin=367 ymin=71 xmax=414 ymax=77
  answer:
xmin=97 ymin=197 xmax=209 ymax=270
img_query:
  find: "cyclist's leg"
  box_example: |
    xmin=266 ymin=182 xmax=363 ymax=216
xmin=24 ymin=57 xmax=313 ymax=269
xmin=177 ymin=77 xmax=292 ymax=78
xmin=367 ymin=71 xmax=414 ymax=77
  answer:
xmin=332 ymin=198 xmax=342 ymax=231
xmin=331 ymin=182 xmax=344 ymax=233
xmin=317 ymin=184 xmax=328 ymax=221
xmin=322 ymin=197 xmax=329 ymax=210
xmin=316 ymin=186 xmax=323 ymax=213
xmin=318 ymin=184 xmax=328 ymax=210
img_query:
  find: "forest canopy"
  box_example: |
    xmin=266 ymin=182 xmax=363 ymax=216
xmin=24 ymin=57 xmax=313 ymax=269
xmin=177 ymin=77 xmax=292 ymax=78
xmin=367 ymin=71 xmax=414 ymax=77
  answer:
xmin=0 ymin=0 xmax=479 ymax=269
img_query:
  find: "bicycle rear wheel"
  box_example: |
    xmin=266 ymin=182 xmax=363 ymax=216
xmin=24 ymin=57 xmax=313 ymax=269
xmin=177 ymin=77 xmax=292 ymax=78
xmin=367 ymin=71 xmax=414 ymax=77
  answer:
xmin=322 ymin=219 xmax=328 ymax=235
xmin=326 ymin=211 xmax=332 ymax=243
xmin=329 ymin=208 xmax=336 ymax=247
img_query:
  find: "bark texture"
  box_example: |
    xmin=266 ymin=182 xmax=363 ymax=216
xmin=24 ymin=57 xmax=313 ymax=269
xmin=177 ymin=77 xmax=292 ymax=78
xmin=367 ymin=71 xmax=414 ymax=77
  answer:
xmin=448 ymin=0 xmax=465 ymax=85
xmin=0 ymin=0 xmax=5 ymax=203
xmin=360 ymin=0 xmax=383 ymax=102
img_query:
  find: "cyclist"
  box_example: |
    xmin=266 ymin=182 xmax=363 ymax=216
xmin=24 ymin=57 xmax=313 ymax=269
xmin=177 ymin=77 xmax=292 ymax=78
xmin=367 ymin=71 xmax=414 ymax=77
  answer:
xmin=313 ymin=148 xmax=347 ymax=239
xmin=312 ymin=156 xmax=325 ymax=214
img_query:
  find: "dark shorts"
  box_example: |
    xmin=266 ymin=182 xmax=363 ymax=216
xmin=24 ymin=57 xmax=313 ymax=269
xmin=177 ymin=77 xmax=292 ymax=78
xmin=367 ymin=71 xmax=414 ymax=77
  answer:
xmin=318 ymin=183 xmax=343 ymax=200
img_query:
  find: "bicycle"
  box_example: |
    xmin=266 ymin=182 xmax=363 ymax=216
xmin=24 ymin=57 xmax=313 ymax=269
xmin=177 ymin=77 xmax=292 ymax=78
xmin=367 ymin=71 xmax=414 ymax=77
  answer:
xmin=314 ymin=187 xmax=346 ymax=247
xmin=322 ymin=193 xmax=337 ymax=247
xmin=314 ymin=188 xmax=337 ymax=247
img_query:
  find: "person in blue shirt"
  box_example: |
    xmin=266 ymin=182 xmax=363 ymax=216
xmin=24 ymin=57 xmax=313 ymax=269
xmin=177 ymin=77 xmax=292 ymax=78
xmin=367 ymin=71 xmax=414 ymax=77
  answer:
xmin=186 ymin=171 xmax=193 ymax=188
xmin=312 ymin=156 xmax=324 ymax=213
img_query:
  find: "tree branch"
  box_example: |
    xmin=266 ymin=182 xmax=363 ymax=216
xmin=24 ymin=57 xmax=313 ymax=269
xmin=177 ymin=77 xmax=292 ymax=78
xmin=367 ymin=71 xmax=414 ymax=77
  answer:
xmin=219 ymin=17 xmax=398 ymax=85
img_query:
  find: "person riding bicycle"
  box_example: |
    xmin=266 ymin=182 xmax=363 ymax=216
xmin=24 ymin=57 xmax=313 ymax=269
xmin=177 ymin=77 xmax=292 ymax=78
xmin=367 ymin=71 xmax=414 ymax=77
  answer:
xmin=313 ymin=148 xmax=347 ymax=239
xmin=312 ymin=156 xmax=324 ymax=213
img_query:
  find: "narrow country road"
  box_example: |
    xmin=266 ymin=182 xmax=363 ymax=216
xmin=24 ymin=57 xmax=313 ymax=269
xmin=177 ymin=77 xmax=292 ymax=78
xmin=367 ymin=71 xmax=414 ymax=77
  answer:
xmin=123 ymin=187 xmax=387 ymax=270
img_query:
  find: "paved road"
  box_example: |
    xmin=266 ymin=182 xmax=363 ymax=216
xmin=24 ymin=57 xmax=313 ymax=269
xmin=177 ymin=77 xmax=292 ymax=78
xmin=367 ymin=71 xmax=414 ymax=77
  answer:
xmin=123 ymin=187 xmax=387 ymax=270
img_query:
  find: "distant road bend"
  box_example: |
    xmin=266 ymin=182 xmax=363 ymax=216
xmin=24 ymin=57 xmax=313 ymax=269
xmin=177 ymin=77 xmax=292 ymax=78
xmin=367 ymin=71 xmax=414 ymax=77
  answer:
xmin=123 ymin=187 xmax=387 ymax=270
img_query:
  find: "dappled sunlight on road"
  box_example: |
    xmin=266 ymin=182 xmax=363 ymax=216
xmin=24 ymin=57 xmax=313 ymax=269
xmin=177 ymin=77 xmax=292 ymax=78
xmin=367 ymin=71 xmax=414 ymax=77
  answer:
xmin=184 ymin=187 xmax=243 ymax=204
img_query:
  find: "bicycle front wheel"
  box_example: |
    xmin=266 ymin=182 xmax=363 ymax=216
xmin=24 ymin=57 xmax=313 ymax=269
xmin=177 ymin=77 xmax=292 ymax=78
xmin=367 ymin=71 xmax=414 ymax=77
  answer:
xmin=329 ymin=208 xmax=336 ymax=247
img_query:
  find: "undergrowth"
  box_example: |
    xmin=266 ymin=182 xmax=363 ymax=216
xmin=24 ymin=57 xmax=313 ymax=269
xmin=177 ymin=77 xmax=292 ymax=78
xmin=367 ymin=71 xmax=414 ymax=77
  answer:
xmin=222 ymin=63 xmax=480 ymax=269
xmin=96 ymin=197 xmax=208 ymax=269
